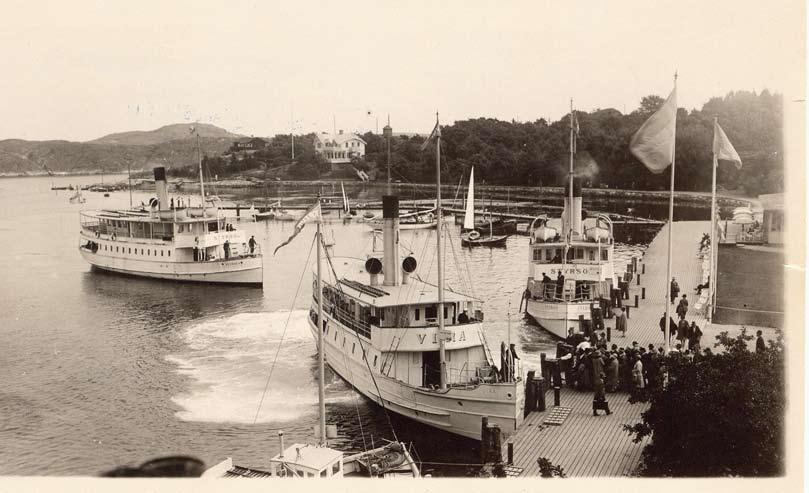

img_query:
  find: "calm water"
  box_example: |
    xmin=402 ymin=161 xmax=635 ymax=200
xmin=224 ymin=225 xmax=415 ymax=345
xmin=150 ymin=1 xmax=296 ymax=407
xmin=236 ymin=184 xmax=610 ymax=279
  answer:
xmin=0 ymin=175 xmax=657 ymax=477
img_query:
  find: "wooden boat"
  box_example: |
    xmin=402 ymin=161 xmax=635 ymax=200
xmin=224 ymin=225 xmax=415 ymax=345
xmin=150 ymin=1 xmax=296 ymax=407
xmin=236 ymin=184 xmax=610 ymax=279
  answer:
xmin=459 ymin=168 xmax=509 ymax=247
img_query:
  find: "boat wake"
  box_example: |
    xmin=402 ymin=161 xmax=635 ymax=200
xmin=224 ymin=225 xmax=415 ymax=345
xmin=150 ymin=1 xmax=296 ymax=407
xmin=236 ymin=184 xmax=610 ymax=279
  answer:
xmin=167 ymin=310 xmax=322 ymax=424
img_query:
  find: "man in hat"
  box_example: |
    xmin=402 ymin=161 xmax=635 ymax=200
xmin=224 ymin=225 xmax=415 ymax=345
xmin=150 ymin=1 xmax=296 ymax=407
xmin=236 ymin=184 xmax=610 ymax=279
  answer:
xmin=676 ymin=294 xmax=689 ymax=319
xmin=248 ymin=235 xmax=257 ymax=254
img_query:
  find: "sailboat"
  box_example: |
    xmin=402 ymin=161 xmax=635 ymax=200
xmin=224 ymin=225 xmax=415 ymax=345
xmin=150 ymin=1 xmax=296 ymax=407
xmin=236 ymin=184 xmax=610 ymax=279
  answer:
xmin=69 ymin=185 xmax=86 ymax=204
xmin=460 ymin=168 xmax=509 ymax=247
xmin=203 ymin=216 xmax=419 ymax=478
xmin=310 ymin=116 xmax=524 ymax=441
xmin=340 ymin=182 xmax=355 ymax=220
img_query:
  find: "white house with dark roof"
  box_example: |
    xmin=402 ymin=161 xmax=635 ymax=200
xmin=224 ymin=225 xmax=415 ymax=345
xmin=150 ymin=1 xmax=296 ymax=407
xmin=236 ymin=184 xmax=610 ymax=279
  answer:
xmin=314 ymin=130 xmax=366 ymax=164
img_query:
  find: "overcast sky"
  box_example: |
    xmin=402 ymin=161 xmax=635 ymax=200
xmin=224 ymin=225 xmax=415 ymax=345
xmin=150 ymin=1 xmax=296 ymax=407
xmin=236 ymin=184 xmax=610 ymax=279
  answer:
xmin=1 ymin=0 xmax=803 ymax=141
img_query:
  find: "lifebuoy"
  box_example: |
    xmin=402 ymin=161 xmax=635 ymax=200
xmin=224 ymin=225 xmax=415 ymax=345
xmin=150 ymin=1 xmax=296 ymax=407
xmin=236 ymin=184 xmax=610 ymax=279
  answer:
xmin=468 ymin=230 xmax=481 ymax=240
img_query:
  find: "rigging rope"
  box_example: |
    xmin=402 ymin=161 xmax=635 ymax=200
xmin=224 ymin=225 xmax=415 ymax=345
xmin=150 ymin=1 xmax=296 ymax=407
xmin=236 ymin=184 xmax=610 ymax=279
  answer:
xmin=322 ymin=241 xmax=402 ymax=445
xmin=252 ymin=234 xmax=316 ymax=425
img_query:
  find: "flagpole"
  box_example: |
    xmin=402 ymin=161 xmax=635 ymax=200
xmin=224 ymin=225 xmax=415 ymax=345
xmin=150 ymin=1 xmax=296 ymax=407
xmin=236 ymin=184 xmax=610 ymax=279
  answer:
xmin=709 ymin=117 xmax=719 ymax=322
xmin=663 ymin=73 xmax=677 ymax=354
xmin=316 ymin=212 xmax=326 ymax=446
xmin=435 ymin=112 xmax=447 ymax=391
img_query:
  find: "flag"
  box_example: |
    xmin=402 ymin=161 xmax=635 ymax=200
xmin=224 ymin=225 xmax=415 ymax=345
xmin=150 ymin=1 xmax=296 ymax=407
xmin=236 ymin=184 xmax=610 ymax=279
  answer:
xmin=273 ymin=201 xmax=322 ymax=255
xmin=630 ymin=88 xmax=678 ymax=174
xmin=572 ymin=112 xmax=580 ymax=153
xmin=713 ymin=120 xmax=742 ymax=169
xmin=419 ymin=120 xmax=442 ymax=151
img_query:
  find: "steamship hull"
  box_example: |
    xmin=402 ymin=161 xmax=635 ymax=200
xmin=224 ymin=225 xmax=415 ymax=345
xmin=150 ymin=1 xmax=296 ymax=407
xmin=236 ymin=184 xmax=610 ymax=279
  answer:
xmin=525 ymin=299 xmax=594 ymax=339
xmin=308 ymin=317 xmax=524 ymax=441
xmin=80 ymin=246 xmax=263 ymax=285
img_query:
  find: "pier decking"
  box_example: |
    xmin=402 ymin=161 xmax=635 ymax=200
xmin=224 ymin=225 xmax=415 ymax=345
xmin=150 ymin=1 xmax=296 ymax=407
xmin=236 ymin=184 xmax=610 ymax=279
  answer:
xmin=504 ymin=388 xmax=649 ymax=477
xmin=607 ymin=220 xmax=711 ymax=347
xmin=506 ymin=221 xmax=714 ymax=477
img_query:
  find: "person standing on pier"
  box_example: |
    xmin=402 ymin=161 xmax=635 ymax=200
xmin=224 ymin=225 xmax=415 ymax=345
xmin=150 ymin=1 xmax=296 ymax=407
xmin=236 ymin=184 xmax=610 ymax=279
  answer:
xmin=670 ymin=278 xmax=680 ymax=304
xmin=606 ymin=352 xmax=619 ymax=392
xmin=591 ymin=350 xmax=611 ymax=415
xmin=631 ymin=354 xmax=645 ymax=397
xmin=615 ymin=307 xmax=627 ymax=337
xmin=677 ymin=316 xmax=689 ymax=348
xmin=676 ymin=294 xmax=689 ymax=319
xmin=689 ymin=322 xmax=703 ymax=352
xmin=660 ymin=313 xmax=676 ymax=342
xmin=248 ymin=235 xmax=257 ymax=254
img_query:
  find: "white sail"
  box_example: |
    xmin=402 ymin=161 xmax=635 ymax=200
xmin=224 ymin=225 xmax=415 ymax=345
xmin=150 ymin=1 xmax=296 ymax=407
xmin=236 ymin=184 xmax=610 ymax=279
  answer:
xmin=341 ymin=182 xmax=350 ymax=214
xmin=463 ymin=167 xmax=475 ymax=229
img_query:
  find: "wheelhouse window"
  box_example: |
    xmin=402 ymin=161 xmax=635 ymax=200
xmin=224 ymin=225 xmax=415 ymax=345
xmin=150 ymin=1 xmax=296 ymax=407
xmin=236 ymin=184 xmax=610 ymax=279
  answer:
xmin=425 ymin=306 xmax=437 ymax=319
xmin=575 ymin=248 xmax=584 ymax=260
xmin=601 ymin=250 xmax=609 ymax=261
xmin=414 ymin=309 xmax=420 ymax=321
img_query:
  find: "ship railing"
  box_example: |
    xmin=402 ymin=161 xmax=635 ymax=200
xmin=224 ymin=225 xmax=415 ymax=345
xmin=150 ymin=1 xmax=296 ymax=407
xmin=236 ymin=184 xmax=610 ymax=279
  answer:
xmin=532 ymin=282 xmax=593 ymax=303
xmin=317 ymin=298 xmax=371 ymax=339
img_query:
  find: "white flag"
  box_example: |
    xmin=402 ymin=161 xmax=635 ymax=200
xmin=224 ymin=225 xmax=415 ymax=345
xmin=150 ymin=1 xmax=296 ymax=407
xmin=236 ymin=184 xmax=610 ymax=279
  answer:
xmin=273 ymin=201 xmax=321 ymax=255
xmin=630 ymin=88 xmax=678 ymax=174
xmin=713 ymin=121 xmax=742 ymax=169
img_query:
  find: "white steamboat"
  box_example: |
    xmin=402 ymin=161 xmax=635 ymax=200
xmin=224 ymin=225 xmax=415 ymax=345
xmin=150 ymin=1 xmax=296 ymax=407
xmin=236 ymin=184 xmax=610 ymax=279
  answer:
xmin=524 ymin=106 xmax=616 ymax=338
xmin=78 ymin=167 xmax=263 ymax=286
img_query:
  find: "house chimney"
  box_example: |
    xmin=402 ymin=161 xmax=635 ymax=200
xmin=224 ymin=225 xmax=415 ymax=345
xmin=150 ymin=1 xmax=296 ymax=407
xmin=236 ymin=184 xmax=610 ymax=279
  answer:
xmin=382 ymin=196 xmax=400 ymax=286
xmin=153 ymin=167 xmax=169 ymax=211
xmin=563 ymin=177 xmax=583 ymax=237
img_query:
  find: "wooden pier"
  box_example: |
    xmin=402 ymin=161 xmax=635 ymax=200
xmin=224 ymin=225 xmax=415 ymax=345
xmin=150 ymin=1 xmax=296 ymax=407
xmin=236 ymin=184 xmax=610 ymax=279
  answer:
xmin=603 ymin=220 xmax=712 ymax=347
xmin=502 ymin=221 xmax=713 ymax=477
xmin=503 ymin=388 xmax=649 ymax=477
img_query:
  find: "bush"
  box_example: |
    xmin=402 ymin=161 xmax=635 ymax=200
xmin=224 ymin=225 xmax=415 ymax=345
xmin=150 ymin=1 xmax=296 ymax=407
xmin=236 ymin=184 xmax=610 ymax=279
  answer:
xmin=624 ymin=328 xmax=784 ymax=476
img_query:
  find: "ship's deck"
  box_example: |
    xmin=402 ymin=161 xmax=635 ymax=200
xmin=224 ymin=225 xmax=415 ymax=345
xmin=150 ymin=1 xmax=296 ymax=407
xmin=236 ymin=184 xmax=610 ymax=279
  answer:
xmin=322 ymin=256 xmax=480 ymax=307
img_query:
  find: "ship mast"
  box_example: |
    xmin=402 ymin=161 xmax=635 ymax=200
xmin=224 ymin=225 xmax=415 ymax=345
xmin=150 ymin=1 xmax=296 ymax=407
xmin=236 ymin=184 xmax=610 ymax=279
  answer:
xmin=566 ymin=99 xmax=575 ymax=264
xmin=195 ymin=129 xmax=206 ymax=213
xmin=435 ymin=113 xmax=447 ymax=391
xmin=316 ymin=215 xmax=326 ymax=445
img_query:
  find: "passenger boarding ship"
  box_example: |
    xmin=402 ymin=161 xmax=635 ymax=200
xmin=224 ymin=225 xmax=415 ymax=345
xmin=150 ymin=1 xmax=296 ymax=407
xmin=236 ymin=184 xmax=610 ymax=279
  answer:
xmin=309 ymin=195 xmax=524 ymax=441
xmin=78 ymin=167 xmax=263 ymax=286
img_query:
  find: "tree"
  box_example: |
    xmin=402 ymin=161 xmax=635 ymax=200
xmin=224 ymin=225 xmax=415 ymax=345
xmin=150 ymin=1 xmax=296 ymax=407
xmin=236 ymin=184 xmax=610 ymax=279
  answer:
xmin=637 ymin=95 xmax=666 ymax=116
xmin=624 ymin=328 xmax=785 ymax=476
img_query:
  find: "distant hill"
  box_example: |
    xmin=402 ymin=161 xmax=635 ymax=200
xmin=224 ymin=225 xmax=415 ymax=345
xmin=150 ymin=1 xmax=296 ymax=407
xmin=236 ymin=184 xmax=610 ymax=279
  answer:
xmin=89 ymin=123 xmax=244 ymax=146
xmin=0 ymin=123 xmax=247 ymax=176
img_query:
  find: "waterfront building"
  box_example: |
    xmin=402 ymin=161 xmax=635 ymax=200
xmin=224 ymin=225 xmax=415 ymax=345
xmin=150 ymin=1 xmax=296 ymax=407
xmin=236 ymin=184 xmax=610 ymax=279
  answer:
xmin=314 ymin=130 xmax=366 ymax=164
xmin=758 ymin=193 xmax=784 ymax=245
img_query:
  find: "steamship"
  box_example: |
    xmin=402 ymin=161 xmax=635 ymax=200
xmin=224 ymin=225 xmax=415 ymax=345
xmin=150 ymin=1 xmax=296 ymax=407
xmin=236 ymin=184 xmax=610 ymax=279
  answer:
xmin=309 ymin=195 xmax=524 ymax=441
xmin=77 ymin=167 xmax=263 ymax=286
xmin=524 ymin=107 xmax=616 ymax=338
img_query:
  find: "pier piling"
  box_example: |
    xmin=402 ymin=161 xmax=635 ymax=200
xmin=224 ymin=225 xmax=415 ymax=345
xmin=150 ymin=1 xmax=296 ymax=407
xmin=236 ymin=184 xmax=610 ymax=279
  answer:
xmin=635 ymin=295 xmax=639 ymax=308
xmin=642 ymin=287 xmax=646 ymax=299
xmin=507 ymin=443 xmax=514 ymax=465
xmin=626 ymin=306 xmax=631 ymax=319
xmin=642 ymin=262 xmax=646 ymax=274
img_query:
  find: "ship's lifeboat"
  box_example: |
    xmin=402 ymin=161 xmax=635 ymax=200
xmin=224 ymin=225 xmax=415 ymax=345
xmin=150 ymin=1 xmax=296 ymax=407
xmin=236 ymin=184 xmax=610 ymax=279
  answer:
xmin=529 ymin=215 xmax=558 ymax=242
xmin=585 ymin=214 xmax=614 ymax=242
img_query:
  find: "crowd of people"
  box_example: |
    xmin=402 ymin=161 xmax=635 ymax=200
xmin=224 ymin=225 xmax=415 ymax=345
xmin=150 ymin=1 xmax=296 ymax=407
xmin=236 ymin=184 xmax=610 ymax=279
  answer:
xmin=558 ymin=332 xmax=714 ymax=402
